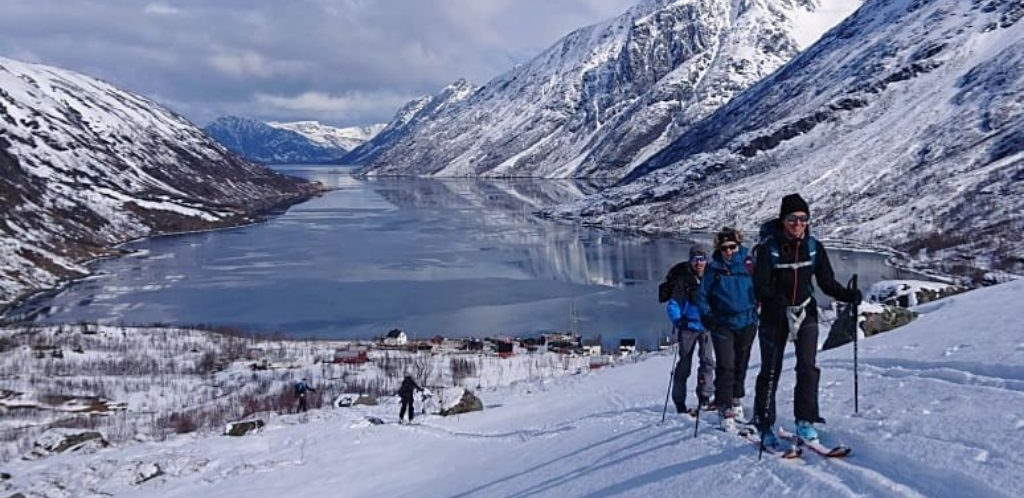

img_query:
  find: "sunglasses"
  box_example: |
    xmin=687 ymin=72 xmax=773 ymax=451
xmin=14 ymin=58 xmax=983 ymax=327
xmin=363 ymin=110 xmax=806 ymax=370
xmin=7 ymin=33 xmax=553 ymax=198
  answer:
xmin=720 ymin=243 xmax=738 ymax=251
xmin=690 ymin=256 xmax=707 ymax=263
xmin=784 ymin=214 xmax=810 ymax=223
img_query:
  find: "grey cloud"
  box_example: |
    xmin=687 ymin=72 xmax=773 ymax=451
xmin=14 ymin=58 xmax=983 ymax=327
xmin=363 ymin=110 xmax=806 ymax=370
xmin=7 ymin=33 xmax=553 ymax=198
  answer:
xmin=0 ymin=0 xmax=636 ymax=126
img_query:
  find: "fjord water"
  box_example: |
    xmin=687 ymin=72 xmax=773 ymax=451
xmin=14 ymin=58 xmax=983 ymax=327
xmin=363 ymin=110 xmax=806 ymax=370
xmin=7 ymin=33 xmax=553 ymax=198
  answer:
xmin=9 ymin=167 xmax=913 ymax=348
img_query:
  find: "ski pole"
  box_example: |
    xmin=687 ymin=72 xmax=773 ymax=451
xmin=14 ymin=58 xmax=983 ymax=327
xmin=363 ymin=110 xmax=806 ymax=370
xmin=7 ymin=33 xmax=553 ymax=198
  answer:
xmin=850 ymin=274 xmax=859 ymax=414
xmin=693 ymin=403 xmax=700 ymax=438
xmin=661 ymin=332 xmax=679 ymax=424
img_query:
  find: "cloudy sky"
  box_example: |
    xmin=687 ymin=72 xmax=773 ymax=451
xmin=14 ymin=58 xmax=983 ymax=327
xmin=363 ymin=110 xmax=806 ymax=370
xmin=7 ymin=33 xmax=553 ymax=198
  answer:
xmin=0 ymin=0 xmax=636 ymax=127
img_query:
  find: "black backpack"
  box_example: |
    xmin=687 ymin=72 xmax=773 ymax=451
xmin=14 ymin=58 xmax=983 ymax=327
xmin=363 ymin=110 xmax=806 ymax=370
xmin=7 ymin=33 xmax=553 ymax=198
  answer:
xmin=658 ymin=262 xmax=689 ymax=303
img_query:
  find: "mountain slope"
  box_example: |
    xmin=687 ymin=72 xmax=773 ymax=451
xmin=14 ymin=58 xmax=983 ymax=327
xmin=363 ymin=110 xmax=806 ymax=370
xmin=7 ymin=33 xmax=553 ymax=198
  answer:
xmin=266 ymin=120 xmax=384 ymax=152
xmin=551 ymin=0 xmax=1024 ymax=278
xmin=354 ymin=0 xmax=860 ymax=179
xmin=342 ymin=79 xmax=478 ymax=166
xmin=203 ymin=116 xmax=346 ymax=164
xmin=3 ymin=278 xmax=1022 ymax=496
xmin=0 ymin=57 xmax=319 ymax=310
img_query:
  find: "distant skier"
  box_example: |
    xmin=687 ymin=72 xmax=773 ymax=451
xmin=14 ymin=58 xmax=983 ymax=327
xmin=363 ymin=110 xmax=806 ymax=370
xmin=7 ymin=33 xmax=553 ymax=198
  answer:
xmin=751 ymin=194 xmax=862 ymax=448
xmin=398 ymin=374 xmax=424 ymax=424
xmin=294 ymin=378 xmax=316 ymax=413
xmin=695 ymin=227 xmax=758 ymax=432
xmin=661 ymin=244 xmax=715 ymax=414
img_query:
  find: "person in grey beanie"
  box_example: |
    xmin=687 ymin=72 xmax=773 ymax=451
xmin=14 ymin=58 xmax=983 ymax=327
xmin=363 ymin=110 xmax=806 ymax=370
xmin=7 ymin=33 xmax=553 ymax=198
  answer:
xmin=661 ymin=244 xmax=715 ymax=414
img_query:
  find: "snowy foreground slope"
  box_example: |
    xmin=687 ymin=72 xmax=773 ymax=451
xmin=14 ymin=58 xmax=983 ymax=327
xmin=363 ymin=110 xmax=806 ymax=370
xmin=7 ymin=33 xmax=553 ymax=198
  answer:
xmin=0 ymin=57 xmax=319 ymax=311
xmin=551 ymin=0 xmax=1024 ymax=278
xmin=352 ymin=0 xmax=860 ymax=179
xmin=6 ymin=280 xmax=1023 ymax=497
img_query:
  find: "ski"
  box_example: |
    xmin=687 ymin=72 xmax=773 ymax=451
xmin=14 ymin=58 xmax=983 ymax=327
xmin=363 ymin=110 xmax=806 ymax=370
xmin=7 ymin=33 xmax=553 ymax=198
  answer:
xmin=739 ymin=431 xmax=802 ymax=459
xmin=777 ymin=427 xmax=851 ymax=458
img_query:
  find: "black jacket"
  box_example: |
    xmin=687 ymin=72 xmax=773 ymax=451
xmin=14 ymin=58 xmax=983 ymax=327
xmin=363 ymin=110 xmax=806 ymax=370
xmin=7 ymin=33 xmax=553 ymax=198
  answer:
xmin=664 ymin=262 xmax=701 ymax=306
xmin=753 ymin=219 xmax=857 ymax=317
xmin=398 ymin=377 xmax=422 ymax=399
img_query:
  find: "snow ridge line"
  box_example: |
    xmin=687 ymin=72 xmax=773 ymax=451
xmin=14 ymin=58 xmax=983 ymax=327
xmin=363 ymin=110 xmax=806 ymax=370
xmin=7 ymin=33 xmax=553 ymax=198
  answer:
xmin=819 ymin=358 xmax=1024 ymax=394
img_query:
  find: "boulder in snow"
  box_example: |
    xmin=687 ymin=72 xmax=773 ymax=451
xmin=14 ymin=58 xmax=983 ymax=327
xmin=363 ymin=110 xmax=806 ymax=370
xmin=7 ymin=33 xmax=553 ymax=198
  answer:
xmin=224 ymin=419 xmax=265 ymax=437
xmin=439 ymin=388 xmax=483 ymax=416
xmin=868 ymin=280 xmax=964 ymax=308
xmin=129 ymin=462 xmax=164 ymax=485
xmin=334 ymin=394 xmax=378 ymax=408
xmin=365 ymin=416 xmax=385 ymax=425
xmin=861 ymin=304 xmax=918 ymax=337
xmin=27 ymin=429 xmax=108 ymax=459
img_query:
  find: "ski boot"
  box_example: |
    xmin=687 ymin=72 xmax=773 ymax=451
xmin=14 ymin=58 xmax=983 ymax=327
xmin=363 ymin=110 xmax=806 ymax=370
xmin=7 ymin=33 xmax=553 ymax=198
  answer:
xmin=719 ymin=407 xmax=738 ymax=432
xmin=731 ymin=398 xmax=744 ymax=422
xmin=759 ymin=427 xmax=780 ymax=449
xmin=795 ymin=420 xmax=819 ymax=441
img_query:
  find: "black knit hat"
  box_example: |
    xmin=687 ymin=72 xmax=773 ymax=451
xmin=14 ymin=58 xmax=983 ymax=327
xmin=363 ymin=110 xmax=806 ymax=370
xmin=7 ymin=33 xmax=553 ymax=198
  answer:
xmin=688 ymin=243 xmax=708 ymax=261
xmin=714 ymin=227 xmax=743 ymax=248
xmin=779 ymin=193 xmax=810 ymax=219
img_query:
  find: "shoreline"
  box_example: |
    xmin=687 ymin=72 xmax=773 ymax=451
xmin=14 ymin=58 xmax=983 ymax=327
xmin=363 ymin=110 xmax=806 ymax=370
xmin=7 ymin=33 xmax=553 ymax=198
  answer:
xmin=0 ymin=186 xmax=325 ymax=323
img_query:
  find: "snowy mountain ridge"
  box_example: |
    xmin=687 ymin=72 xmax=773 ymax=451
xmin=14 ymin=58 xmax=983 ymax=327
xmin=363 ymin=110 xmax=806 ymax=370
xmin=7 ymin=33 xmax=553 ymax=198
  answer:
xmin=203 ymin=116 xmax=348 ymax=164
xmin=343 ymin=79 xmax=479 ymax=166
xmin=549 ymin=0 xmax=1024 ymax=280
xmin=0 ymin=57 xmax=319 ymax=311
xmin=265 ymin=120 xmax=385 ymax=152
xmin=352 ymin=0 xmax=861 ymax=179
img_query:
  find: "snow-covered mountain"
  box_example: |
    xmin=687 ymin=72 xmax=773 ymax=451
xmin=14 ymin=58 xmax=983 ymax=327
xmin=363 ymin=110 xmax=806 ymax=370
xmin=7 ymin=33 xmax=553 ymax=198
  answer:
xmin=343 ymin=79 xmax=478 ymax=166
xmin=353 ymin=0 xmax=860 ymax=179
xmin=203 ymin=116 xmax=347 ymax=164
xmin=266 ymin=120 xmax=385 ymax=152
xmin=0 ymin=57 xmax=320 ymax=311
xmin=551 ymin=0 xmax=1024 ymax=279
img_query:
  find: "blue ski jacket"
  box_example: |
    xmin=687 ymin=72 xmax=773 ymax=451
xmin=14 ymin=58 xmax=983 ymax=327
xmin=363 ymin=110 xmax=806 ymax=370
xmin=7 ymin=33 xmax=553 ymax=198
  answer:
xmin=696 ymin=245 xmax=758 ymax=331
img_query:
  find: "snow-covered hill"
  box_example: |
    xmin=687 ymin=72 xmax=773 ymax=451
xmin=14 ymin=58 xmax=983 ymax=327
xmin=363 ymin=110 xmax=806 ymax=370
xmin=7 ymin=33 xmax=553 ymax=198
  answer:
xmin=3 ymin=278 xmax=1021 ymax=497
xmin=0 ymin=57 xmax=319 ymax=311
xmin=203 ymin=116 xmax=346 ymax=164
xmin=353 ymin=0 xmax=860 ymax=179
xmin=551 ymin=0 xmax=1024 ymax=279
xmin=266 ymin=120 xmax=384 ymax=152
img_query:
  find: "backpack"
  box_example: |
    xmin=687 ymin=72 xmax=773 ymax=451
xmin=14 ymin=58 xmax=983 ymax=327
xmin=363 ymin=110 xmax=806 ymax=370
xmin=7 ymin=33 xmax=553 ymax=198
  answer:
xmin=657 ymin=262 xmax=688 ymax=303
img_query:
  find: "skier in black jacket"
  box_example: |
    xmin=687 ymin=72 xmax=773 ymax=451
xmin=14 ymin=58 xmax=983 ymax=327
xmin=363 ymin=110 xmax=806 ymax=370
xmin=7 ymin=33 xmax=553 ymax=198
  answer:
xmin=661 ymin=244 xmax=714 ymax=415
xmin=398 ymin=374 xmax=424 ymax=424
xmin=751 ymin=194 xmax=862 ymax=448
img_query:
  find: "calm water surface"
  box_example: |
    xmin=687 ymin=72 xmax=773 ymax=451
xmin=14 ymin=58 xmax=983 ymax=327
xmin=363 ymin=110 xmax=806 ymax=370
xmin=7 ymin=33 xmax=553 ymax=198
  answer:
xmin=8 ymin=167 xmax=914 ymax=348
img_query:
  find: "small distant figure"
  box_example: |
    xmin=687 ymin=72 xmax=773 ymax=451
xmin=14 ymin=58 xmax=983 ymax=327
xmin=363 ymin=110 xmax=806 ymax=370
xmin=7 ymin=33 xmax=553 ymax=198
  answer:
xmin=398 ymin=374 xmax=424 ymax=424
xmin=294 ymin=378 xmax=316 ymax=413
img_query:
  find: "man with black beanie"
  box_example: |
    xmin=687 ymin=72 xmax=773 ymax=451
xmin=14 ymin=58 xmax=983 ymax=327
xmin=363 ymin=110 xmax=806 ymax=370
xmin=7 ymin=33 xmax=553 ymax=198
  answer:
xmin=750 ymin=194 xmax=862 ymax=449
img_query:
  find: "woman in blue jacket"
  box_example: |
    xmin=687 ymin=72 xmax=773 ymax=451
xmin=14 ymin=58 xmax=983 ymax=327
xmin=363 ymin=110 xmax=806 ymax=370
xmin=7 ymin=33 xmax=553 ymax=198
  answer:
xmin=696 ymin=227 xmax=758 ymax=431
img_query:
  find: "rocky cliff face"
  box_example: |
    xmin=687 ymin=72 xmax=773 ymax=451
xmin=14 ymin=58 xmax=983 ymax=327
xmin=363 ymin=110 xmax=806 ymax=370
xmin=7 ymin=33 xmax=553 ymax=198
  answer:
xmin=353 ymin=0 xmax=859 ymax=179
xmin=0 ymin=57 xmax=320 ymax=309
xmin=550 ymin=0 xmax=1024 ymax=279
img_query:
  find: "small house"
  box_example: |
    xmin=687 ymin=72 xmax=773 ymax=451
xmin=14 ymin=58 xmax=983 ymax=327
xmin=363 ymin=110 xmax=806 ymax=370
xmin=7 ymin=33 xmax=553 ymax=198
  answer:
xmin=581 ymin=338 xmax=602 ymax=356
xmin=496 ymin=341 xmax=514 ymax=358
xmin=334 ymin=349 xmax=369 ymax=364
xmin=619 ymin=338 xmax=637 ymax=355
xmin=382 ymin=329 xmax=408 ymax=347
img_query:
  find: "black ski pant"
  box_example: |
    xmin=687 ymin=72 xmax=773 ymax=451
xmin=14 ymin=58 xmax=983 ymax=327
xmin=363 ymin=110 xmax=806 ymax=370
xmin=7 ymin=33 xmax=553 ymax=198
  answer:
xmin=399 ymin=397 xmax=415 ymax=422
xmin=671 ymin=327 xmax=714 ymax=412
xmin=753 ymin=309 xmax=824 ymax=429
xmin=710 ymin=324 xmax=756 ymax=409
xmin=296 ymin=394 xmax=308 ymax=413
